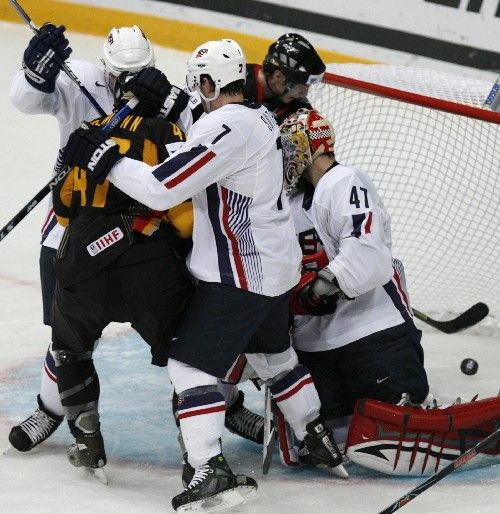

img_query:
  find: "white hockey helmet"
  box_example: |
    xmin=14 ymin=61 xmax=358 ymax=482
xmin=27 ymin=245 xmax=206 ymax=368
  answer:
xmin=103 ymin=25 xmax=155 ymax=76
xmin=280 ymin=109 xmax=335 ymax=193
xmin=186 ymin=39 xmax=246 ymax=102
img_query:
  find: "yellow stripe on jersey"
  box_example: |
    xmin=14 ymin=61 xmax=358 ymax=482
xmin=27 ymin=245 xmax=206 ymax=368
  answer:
xmin=143 ymin=139 xmax=159 ymax=166
xmin=55 ymin=214 xmax=69 ymax=227
xmin=167 ymin=201 xmax=194 ymax=238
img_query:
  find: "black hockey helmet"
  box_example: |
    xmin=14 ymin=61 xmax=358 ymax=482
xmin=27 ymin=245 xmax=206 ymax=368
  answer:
xmin=263 ymin=33 xmax=325 ymax=87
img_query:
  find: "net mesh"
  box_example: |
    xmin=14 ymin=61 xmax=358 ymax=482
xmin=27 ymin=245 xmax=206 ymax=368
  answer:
xmin=309 ymin=64 xmax=499 ymax=327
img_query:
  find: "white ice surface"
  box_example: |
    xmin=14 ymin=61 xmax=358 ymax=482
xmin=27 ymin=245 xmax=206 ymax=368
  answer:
xmin=0 ymin=22 xmax=499 ymax=514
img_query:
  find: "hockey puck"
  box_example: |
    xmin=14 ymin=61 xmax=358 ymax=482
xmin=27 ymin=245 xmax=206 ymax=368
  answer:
xmin=460 ymin=358 xmax=478 ymax=375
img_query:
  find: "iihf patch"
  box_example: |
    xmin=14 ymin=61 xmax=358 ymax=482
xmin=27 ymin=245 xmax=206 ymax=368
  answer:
xmin=87 ymin=227 xmax=124 ymax=256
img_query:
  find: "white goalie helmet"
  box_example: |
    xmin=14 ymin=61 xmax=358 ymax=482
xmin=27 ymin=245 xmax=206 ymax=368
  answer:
xmin=186 ymin=39 xmax=246 ymax=102
xmin=280 ymin=109 xmax=335 ymax=193
xmin=103 ymin=25 xmax=155 ymax=76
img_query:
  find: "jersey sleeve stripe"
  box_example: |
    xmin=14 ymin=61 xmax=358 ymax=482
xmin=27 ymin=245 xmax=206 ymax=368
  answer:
xmin=351 ymin=213 xmax=366 ymax=237
xmin=383 ymin=271 xmax=414 ymax=324
xmin=151 ymin=144 xmax=214 ymax=186
xmin=41 ymin=214 xmax=58 ymax=244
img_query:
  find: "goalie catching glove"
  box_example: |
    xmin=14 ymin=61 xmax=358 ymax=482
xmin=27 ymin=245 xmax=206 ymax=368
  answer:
xmin=62 ymin=123 xmax=123 ymax=184
xmin=290 ymin=267 xmax=347 ymax=316
xmin=121 ymin=67 xmax=191 ymax=121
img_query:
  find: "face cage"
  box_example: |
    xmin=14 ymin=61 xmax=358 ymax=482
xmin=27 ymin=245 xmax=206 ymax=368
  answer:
xmin=282 ymin=70 xmax=324 ymax=96
xmin=281 ymin=130 xmax=313 ymax=194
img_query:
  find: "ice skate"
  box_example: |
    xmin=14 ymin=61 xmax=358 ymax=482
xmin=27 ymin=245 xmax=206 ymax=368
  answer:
xmin=67 ymin=410 xmax=107 ymax=478
xmin=299 ymin=417 xmax=349 ymax=478
xmin=182 ymin=453 xmax=257 ymax=500
xmin=8 ymin=395 xmax=63 ymax=452
xmin=173 ymin=453 xmax=256 ymax=512
xmin=224 ymin=391 xmax=264 ymax=444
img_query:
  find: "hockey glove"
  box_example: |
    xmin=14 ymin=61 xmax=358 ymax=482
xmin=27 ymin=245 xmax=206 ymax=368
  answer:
xmin=23 ymin=23 xmax=72 ymax=93
xmin=290 ymin=269 xmax=342 ymax=316
xmin=62 ymin=124 xmax=123 ymax=184
xmin=294 ymin=267 xmax=349 ymax=316
xmin=122 ymin=67 xmax=190 ymax=121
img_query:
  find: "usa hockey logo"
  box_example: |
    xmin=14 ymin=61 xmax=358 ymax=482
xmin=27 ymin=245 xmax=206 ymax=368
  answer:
xmin=87 ymin=228 xmax=124 ymax=256
xmin=195 ymin=48 xmax=208 ymax=58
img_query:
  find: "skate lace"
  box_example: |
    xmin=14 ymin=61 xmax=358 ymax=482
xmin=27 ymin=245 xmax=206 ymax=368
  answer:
xmin=19 ymin=408 xmax=58 ymax=443
xmin=226 ymin=406 xmax=263 ymax=440
xmin=186 ymin=463 xmax=212 ymax=490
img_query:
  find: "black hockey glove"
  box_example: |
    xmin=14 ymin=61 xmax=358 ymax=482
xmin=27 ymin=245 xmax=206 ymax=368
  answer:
xmin=23 ymin=23 xmax=72 ymax=93
xmin=62 ymin=124 xmax=123 ymax=184
xmin=122 ymin=67 xmax=190 ymax=121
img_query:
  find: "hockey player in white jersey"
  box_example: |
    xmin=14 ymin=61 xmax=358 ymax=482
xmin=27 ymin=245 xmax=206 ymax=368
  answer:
xmin=7 ymin=24 xmax=204 ymax=453
xmin=280 ymin=109 xmax=429 ymax=450
xmin=60 ymin=38 xmax=346 ymax=512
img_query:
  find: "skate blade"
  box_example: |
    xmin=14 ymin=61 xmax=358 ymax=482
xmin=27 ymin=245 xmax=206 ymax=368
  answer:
xmin=2 ymin=444 xmax=16 ymax=455
xmin=238 ymin=485 xmax=258 ymax=501
xmin=83 ymin=466 xmax=109 ymax=485
xmin=318 ymin=462 xmax=349 ymax=479
xmin=177 ymin=487 xmax=246 ymax=512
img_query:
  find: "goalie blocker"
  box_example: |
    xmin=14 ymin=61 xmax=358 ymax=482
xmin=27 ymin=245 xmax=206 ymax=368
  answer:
xmin=345 ymin=396 xmax=500 ymax=475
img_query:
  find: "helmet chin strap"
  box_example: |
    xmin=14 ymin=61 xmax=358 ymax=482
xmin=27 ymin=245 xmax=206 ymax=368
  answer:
xmin=197 ymin=85 xmax=221 ymax=112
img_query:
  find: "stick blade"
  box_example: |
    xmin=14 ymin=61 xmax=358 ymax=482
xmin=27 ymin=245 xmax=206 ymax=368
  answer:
xmin=442 ymin=302 xmax=489 ymax=333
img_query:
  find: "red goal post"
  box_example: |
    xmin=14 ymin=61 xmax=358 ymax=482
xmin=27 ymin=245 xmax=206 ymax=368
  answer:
xmin=308 ymin=64 xmax=500 ymax=326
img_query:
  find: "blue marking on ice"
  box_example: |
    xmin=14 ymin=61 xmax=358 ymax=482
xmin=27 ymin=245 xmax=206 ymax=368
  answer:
xmin=0 ymin=331 xmax=498 ymax=484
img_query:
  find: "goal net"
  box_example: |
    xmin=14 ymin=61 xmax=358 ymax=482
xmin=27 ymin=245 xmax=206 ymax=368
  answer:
xmin=309 ymin=64 xmax=499 ymax=328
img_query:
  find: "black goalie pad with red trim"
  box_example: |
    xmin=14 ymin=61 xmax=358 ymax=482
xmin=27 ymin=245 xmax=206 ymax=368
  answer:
xmin=345 ymin=397 xmax=500 ymax=475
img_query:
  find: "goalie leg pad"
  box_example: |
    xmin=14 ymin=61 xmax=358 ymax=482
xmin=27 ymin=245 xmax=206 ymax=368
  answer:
xmin=345 ymin=397 xmax=500 ymax=475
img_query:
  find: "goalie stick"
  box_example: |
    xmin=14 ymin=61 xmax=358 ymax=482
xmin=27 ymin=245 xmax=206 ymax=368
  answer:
xmin=8 ymin=0 xmax=106 ymax=116
xmin=412 ymin=303 xmax=489 ymax=334
xmin=0 ymin=97 xmax=139 ymax=243
xmin=262 ymin=384 xmax=276 ymax=474
xmin=378 ymin=427 xmax=500 ymax=514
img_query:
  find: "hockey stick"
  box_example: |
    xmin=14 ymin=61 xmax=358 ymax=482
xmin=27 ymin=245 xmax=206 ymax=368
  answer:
xmin=8 ymin=0 xmax=106 ymax=116
xmin=378 ymin=427 xmax=500 ymax=514
xmin=262 ymin=384 xmax=276 ymax=474
xmin=412 ymin=303 xmax=489 ymax=334
xmin=0 ymin=97 xmax=139 ymax=242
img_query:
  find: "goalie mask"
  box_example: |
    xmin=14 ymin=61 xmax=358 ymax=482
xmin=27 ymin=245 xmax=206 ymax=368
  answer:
xmin=280 ymin=109 xmax=335 ymax=193
xmin=186 ymin=39 xmax=246 ymax=104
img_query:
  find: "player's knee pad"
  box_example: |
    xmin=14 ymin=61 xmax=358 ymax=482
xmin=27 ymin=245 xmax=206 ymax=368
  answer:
xmin=246 ymin=346 xmax=299 ymax=382
xmin=168 ymin=358 xmax=218 ymax=394
xmin=53 ymin=350 xmax=99 ymax=409
xmin=345 ymin=396 xmax=500 ymax=475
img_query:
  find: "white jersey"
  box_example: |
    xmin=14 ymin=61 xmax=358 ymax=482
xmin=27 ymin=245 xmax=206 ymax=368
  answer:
xmin=9 ymin=60 xmax=115 ymax=249
xmin=109 ymin=101 xmax=301 ymax=296
xmin=290 ymin=163 xmax=415 ymax=352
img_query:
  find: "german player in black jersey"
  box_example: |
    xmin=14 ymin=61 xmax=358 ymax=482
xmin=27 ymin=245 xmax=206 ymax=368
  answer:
xmin=50 ymin=81 xmax=194 ymax=472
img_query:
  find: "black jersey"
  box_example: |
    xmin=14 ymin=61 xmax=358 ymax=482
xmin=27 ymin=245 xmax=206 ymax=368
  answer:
xmin=53 ymin=113 xmax=191 ymax=287
xmin=244 ymin=64 xmax=313 ymax=125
